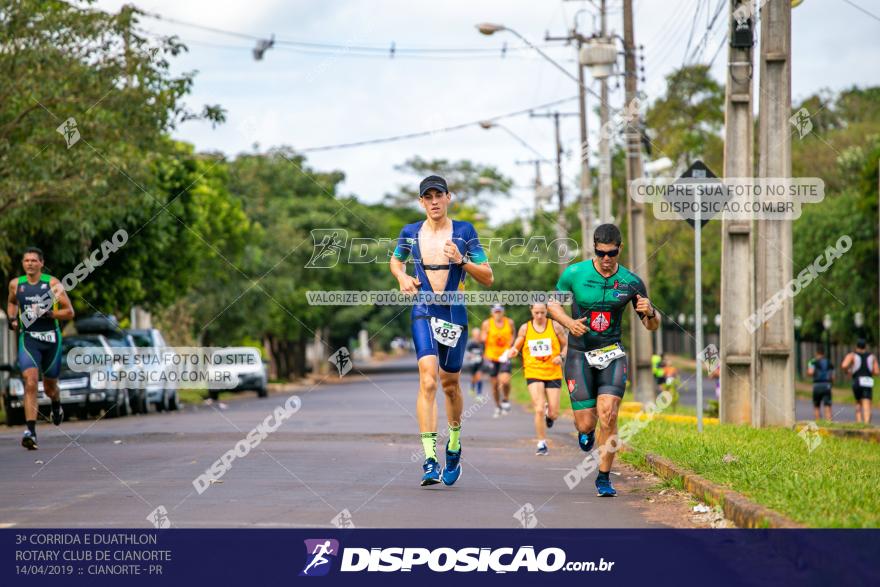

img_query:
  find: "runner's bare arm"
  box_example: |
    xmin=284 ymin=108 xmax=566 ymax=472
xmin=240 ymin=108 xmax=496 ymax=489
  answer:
xmin=508 ymin=323 xmax=528 ymax=358
xmin=841 ymin=353 xmax=852 ymax=371
xmin=443 ymin=239 xmax=493 ymax=287
xmin=389 ymin=257 xmax=420 ymax=293
xmin=553 ymin=321 xmax=567 ymax=358
xmin=874 ymin=356 xmax=880 ymax=376
xmin=7 ymin=279 xmax=18 ymax=330
xmin=480 ymin=319 xmax=490 ymax=343
xmin=547 ymin=300 xmax=587 ymax=336
xmin=634 ymin=294 xmax=659 ymax=331
xmin=47 ymin=277 xmax=74 ymax=321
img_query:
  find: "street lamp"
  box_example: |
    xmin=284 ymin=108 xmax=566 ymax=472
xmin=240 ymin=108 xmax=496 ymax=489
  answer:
xmin=476 ymin=23 xmax=581 ymax=86
xmin=854 ymin=311 xmax=866 ymax=341
xmin=823 ymin=313 xmax=833 ymax=358
xmin=794 ymin=315 xmax=803 ymax=378
xmin=714 ymin=313 xmax=722 ymax=329
xmin=478 ymin=120 xmax=547 ymax=161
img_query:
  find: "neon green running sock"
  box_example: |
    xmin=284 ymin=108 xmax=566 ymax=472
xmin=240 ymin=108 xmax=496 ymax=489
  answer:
xmin=448 ymin=425 xmax=461 ymax=452
xmin=421 ymin=432 xmax=438 ymax=461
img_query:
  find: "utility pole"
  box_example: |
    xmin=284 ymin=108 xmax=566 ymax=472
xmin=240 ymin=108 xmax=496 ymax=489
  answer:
xmin=598 ymin=0 xmax=613 ymax=224
xmin=515 ymin=159 xmax=548 ymax=215
xmin=754 ymin=0 xmax=794 ymax=427
xmin=720 ymin=0 xmax=756 ymax=424
xmin=531 ymin=111 xmax=579 ymax=275
xmin=622 ymin=0 xmax=654 ymax=403
xmin=546 ymin=22 xmax=594 ymax=260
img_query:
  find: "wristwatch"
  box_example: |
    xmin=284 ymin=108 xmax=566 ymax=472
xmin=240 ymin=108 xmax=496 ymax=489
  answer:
xmin=458 ymin=256 xmax=469 ymax=267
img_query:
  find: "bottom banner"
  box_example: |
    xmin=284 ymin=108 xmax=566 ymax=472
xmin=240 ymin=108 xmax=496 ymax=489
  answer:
xmin=3 ymin=529 xmax=878 ymax=586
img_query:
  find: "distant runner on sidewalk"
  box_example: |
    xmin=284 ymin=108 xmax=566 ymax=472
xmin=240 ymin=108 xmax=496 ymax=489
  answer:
xmin=807 ymin=348 xmax=834 ymax=421
xmin=841 ymin=339 xmax=878 ymax=424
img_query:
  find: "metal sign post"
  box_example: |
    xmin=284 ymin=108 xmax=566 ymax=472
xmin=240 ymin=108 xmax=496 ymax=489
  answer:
xmin=669 ymin=160 xmax=720 ymax=432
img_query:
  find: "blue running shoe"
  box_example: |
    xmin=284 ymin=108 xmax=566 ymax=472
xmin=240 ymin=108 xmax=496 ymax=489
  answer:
xmin=421 ymin=458 xmax=441 ymax=486
xmin=536 ymin=441 xmax=548 ymax=456
xmin=595 ymin=476 xmax=617 ymax=497
xmin=442 ymin=442 xmax=462 ymax=486
xmin=578 ymin=430 xmax=595 ymax=452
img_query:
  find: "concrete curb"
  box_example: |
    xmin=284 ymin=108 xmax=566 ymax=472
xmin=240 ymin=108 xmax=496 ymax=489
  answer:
xmin=818 ymin=427 xmax=880 ymax=443
xmin=641 ymin=452 xmax=803 ymax=528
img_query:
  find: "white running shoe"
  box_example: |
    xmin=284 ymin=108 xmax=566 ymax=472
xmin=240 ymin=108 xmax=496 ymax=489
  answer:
xmin=493 ymin=407 xmax=502 ymax=418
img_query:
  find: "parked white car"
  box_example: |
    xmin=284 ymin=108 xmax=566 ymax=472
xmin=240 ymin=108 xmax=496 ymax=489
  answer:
xmin=208 ymin=347 xmax=268 ymax=400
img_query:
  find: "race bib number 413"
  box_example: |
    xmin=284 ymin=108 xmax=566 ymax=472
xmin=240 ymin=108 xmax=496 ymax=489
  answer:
xmin=527 ymin=338 xmax=552 ymax=357
xmin=430 ymin=318 xmax=463 ymax=347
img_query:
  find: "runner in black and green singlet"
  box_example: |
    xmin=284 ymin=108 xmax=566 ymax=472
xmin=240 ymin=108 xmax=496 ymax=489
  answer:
xmin=548 ymin=224 xmax=660 ymax=497
xmin=7 ymin=247 xmax=75 ymax=450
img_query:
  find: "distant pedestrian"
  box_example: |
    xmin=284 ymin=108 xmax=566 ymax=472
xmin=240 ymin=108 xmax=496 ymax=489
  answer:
xmin=841 ymin=339 xmax=878 ymax=424
xmin=807 ymin=349 xmax=834 ymax=421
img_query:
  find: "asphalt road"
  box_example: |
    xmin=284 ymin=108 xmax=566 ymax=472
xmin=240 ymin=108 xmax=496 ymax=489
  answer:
xmin=675 ymin=371 xmax=879 ymax=422
xmin=0 ymin=356 xmax=670 ymax=529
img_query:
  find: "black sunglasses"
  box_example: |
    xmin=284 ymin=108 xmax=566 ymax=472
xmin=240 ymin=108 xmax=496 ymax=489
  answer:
xmin=594 ymin=248 xmax=620 ymax=258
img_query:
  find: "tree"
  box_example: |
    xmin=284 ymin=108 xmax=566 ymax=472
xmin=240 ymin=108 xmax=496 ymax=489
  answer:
xmin=384 ymin=156 xmax=513 ymax=210
xmin=0 ymin=0 xmax=224 ymax=274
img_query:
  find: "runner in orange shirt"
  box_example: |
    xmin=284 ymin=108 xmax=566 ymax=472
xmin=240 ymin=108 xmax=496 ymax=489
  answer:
xmin=481 ymin=304 xmax=515 ymax=418
xmin=509 ymin=303 xmax=567 ymax=455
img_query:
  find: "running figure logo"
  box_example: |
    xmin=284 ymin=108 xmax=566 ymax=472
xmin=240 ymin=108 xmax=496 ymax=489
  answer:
xmin=329 ymin=347 xmax=353 ymax=377
xmin=300 ymin=539 xmax=340 ymax=577
xmin=306 ymin=229 xmax=348 ymax=268
xmin=56 ymin=117 xmax=81 ymax=149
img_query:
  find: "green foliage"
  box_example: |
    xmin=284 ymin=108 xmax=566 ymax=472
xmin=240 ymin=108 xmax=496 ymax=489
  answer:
xmin=385 ymin=156 xmax=513 ymax=211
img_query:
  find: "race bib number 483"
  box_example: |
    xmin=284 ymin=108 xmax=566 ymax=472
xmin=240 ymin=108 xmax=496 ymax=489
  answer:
xmin=430 ymin=318 xmax=463 ymax=347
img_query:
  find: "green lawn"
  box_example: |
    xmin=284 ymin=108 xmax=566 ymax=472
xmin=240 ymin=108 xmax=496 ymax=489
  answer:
xmin=508 ymin=368 xmax=880 ymax=527
xmin=618 ymin=417 xmax=880 ymax=527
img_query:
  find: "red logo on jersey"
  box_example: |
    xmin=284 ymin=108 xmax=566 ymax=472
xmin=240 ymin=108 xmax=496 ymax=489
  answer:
xmin=590 ymin=311 xmax=611 ymax=332
xmin=567 ymin=379 xmax=577 ymax=392
xmin=613 ymin=280 xmax=619 ymax=289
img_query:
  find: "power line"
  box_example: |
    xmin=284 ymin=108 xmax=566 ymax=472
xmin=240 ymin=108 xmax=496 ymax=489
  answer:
xmin=139 ymin=30 xmax=546 ymax=61
xmin=681 ymin=0 xmax=703 ymax=67
xmin=687 ymin=0 xmax=726 ymax=64
xmin=139 ymin=10 xmax=560 ymax=56
xmin=297 ymin=95 xmax=579 ymax=153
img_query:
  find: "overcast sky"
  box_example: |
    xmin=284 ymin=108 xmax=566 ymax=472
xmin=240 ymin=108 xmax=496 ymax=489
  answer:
xmin=95 ymin=0 xmax=880 ymax=225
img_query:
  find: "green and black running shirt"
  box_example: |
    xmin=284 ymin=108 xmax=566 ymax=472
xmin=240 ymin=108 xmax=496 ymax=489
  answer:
xmin=555 ymin=260 xmax=648 ymax=352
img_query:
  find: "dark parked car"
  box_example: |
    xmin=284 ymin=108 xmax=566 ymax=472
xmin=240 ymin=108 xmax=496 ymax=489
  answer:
xmin=126 ymin=328 xmax=179 ymax=412
xmin=75 ymin=313 xmax=148 ymax=414
xmin=2 ymin=334 xmax=130 ymax=426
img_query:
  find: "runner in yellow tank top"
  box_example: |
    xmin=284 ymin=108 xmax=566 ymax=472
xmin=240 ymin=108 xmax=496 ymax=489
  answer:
xmin=481 ymin=304 xmax=515 ymax=417
xmin=508 ymin=303 xmax=567 ymax=455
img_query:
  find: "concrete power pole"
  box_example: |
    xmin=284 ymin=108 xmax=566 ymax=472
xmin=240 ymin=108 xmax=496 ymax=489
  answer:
xmin=515 ymin=159 xmax=546 ymax=214
xmin=598 ymin=0 xmax=613 ymax=224
xmin=720 ymin=0 xmax=756 ymax=424
xmin=754 ymin=0 xmax=795 ymax=427
xmin=622 ymin=0 xmax=654 ymax=403
xmin=577 ymin=37 xmax=594 ymax=259
xmin=531 ymin=111 xmax=579 ymax=275
xmin=546 ymin=23 xmax=594 ymax=260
